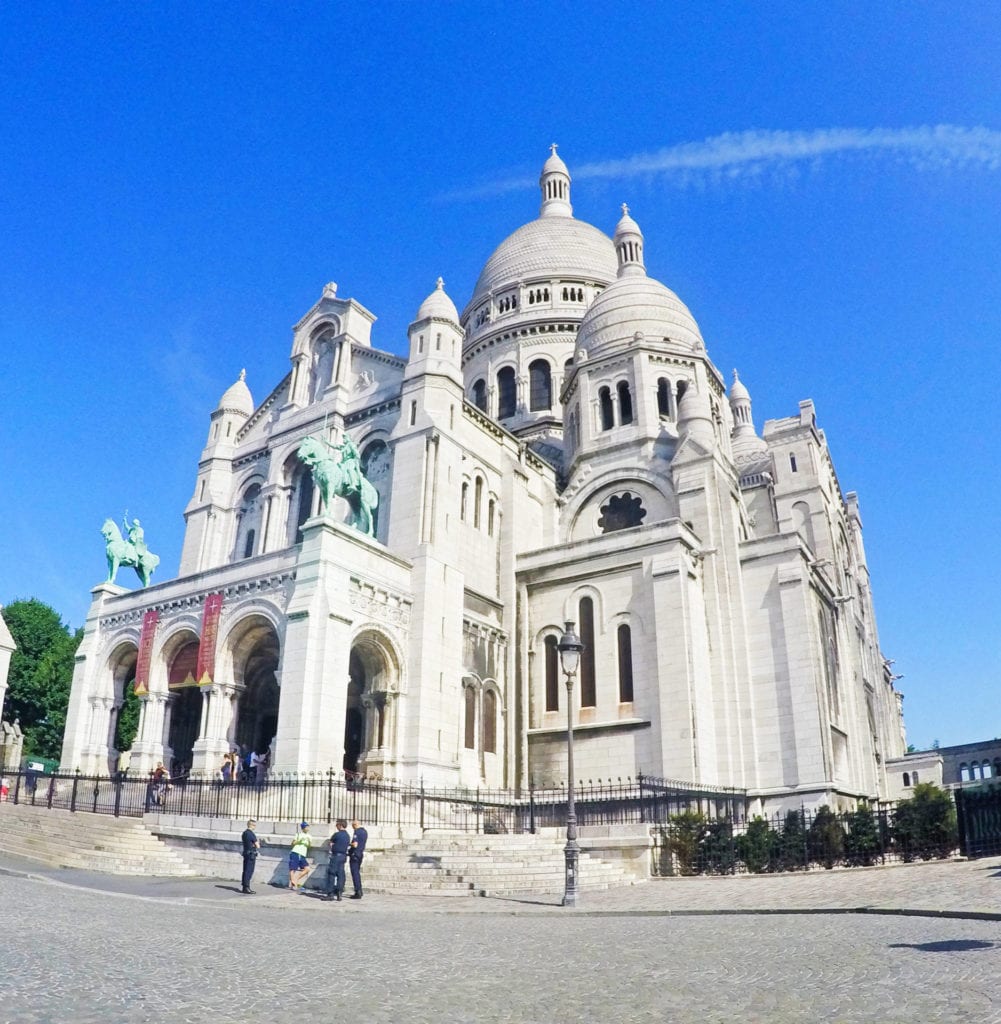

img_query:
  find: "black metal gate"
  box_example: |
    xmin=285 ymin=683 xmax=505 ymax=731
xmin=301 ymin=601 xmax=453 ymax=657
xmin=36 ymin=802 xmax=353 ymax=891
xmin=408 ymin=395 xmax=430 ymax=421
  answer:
xmin=955 ymin=783 xmax=1001 ymax=858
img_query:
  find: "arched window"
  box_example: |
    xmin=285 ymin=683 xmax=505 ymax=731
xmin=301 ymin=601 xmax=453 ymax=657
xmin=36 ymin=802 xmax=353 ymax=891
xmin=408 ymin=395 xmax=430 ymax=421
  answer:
xmin=617 ymin=624 xmax=633 ymax=703
xmin=657 ymin=378 xmax=671 ymax=418
xmin=903 ymin=772 xmax=911 ymax=787
xmin=488 ymin=498 xmax=495 ymax=537
xmin=529 ymin=359 xmax=552 ymax=411
xmin=579 ymin=597 xmax=596 ymax=708
xmin=983 ymin=760 xmax=993 ymax=779
xmin=497 ymin=367 xmax=517 ymax=419
xmin=483 ymin=690 xmax=497 ymax=753
xmin=676 ymin=380 xmax=688 ymax=407
xmin=599 ymin=387 xmax=614 ymax=430
xmin=472 ymin=378 xmax=487 ymax=412
xmin=474 ymin=477 xmax=483 ymax=529
xmin=292 ymin=471 xmax=314 ymax=544
xmin=464 ymin=687 xmax=476 ymax=749
xmin=461 ymin=482 xmax=468 ymax=521
xmin=617 ymin=381 xmax=633 ymax=424
xmin=544 ymin=635 xmax=559 ymax=712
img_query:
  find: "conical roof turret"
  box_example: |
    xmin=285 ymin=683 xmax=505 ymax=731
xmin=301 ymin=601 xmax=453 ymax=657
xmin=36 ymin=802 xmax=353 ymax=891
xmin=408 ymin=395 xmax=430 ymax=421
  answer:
xmin=414 ymin=277 xmax=459 ymax=325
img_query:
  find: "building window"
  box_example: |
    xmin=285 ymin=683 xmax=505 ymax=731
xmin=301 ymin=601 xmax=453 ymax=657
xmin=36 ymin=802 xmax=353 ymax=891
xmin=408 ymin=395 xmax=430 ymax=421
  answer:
xmin=617 ymin=381 xmax=633 ymax=424
xmin=960 ymin=763 xmax=970 ymax=782
xmin=243 ymin=529 xmax=256 ymax=559
xmin=903 ymin=772 xmax=911 ymax=787
xmin=599 ymin=387 xmax=614 ymax=430
xmin=617 ymin=624 xmax=633 ymax=703
xmin=483 ymin=690 xmax=497 ymax=753
xmin=409 ymin=401 xmax=417 ymax=425
xmin=461 ymin=482 xmax=468 ymax=521
xmin=598 ymin=492 xmax=647 ymax=533
xmin=497 ymin=367 xmax=517 ymax=419
xmin=472 ymin=378 xmax=487 ymax=412
xmin=544 ymin=635 xmax=559 ymax=712
xmin=488 ymin=498 xmax=495 ymax=537
xmin=912 ymin=770 xmax=919 ymax=784
xmin=529 ymin=359 xmax=552 ymax=411
xmin=474 ymin=477 xmax=483 ymax=529
xmin=676 ymin=380 xmax=688 ymax=407
xmin=464 ymin=687 xmax=476 ymax=749
xmin=657 ymin=378 xmax=671 ymax=418
xmin=293 ymin=472 xmax=314 ymax=543
xmin=790 ymin=453 xmax=798 ymax=473
xmin=579 ymin=596 xmax=596 ymax=708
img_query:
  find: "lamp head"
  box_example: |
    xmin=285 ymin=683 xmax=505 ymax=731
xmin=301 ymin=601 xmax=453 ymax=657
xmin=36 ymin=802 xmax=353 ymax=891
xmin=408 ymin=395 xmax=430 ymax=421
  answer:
xmin=557 ymin=620 xmax=583 ymax=677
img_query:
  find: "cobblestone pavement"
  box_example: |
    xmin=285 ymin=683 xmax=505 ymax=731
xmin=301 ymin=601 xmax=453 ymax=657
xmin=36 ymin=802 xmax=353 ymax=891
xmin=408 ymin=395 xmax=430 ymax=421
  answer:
xmin=1 ymin=857 xmax=1000 ymax=1023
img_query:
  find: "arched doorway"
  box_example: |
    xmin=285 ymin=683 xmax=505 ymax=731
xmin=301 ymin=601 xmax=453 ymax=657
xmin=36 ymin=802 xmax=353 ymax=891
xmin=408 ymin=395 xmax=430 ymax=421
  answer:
xmin=166 ymin=638 xmax=201 ymax=776
xmin=107 ymin=643 xmax=139 ymax=773
xmin=346 ymin=633 xmax=399 ymax=776
xmin=231 ymin=618 xmax=281 ymax=759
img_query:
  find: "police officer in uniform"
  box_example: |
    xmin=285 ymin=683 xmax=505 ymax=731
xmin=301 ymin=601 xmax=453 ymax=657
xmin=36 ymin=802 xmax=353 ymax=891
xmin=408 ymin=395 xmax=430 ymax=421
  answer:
xmin=240 ymin=819 xmax=260 ymax=894
xmin=324 ymin=819 xmax=351 ymax=901
xmin=349 ymin=818 xmax=368 ymax=898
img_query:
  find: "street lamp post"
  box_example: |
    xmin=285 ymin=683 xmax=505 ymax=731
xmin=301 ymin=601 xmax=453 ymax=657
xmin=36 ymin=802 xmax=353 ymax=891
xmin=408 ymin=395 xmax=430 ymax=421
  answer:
xmin=558 ymin=619 xmax=583 ymax=907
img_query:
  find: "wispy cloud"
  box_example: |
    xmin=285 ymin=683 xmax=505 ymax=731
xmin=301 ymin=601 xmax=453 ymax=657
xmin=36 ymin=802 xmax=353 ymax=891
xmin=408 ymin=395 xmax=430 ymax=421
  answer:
xmin=444 ymin=126 xmax=1001 ymax=200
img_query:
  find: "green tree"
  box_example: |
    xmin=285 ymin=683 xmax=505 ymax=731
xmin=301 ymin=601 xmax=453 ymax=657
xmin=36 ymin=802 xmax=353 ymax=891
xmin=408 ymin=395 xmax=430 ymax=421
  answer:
xmin=664 ymin=811 xmax=708 ymax=875
xmin=844 ymin=802 xmax=882 ymax=866
xmin=736 ymin=816 xmax=778 ymax=873
xmin=113 ymin=683 xmax=141 ymax=754
xmin=778 ymin=808 xmax=808 ymax=870
xmin=894 ymin=783 xmax=958 ymax=861
xmin=807 ymin=805 xmax=845 ymax=868
xmin=3 ymin=598 xmax=80 ymax=760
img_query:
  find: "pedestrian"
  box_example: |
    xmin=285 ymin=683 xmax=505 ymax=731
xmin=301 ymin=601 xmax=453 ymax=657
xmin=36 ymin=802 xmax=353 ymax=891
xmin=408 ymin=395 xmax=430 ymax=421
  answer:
xmin=240 ymin=819 xmax=260 ymax=894
xmin=152 ymin=761 xmax=170 ymax=805
xmin=288 ymin=822 xmax=312 ymax=890
xmin=348 ymin=818 xmax=368 ymax=899
xmin=324 ymin=819 xmax=350 ymax=902
xmin=221 ymin=756 xmax=233 ymax=784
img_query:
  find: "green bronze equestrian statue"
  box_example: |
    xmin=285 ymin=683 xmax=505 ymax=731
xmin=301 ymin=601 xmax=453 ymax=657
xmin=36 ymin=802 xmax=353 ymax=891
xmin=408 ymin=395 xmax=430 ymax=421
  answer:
xmin=102 ymin=514 xmax=161 ymax=587
xmin=296 ymin=432 xmax=379 ymax=537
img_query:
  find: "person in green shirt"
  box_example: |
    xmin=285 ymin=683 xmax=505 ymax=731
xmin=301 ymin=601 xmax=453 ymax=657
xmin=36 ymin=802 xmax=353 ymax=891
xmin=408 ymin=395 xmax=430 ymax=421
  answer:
xmin=288 ymin=822 xmax=312 ymax=890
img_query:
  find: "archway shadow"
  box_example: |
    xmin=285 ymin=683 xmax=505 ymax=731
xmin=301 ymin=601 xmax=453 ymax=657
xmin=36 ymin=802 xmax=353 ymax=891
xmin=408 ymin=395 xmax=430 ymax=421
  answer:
xmin=889 ymin=939 xmax=995 ymax=953
xmin=214 ymin=884 xmax=245 ymax=894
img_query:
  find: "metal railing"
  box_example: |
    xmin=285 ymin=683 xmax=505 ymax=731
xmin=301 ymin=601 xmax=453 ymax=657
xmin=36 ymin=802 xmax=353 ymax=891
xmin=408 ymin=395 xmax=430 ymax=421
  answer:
xmin=0 ymin=768 xmax=747 ymax=832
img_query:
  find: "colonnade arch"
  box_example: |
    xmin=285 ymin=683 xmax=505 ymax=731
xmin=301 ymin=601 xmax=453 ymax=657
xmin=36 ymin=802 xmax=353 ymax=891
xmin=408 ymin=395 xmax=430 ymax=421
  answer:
xmin=227 ymin=615 xmax=281 ymax=759
xmin=346 ymin=631 xmax=401 ymax=776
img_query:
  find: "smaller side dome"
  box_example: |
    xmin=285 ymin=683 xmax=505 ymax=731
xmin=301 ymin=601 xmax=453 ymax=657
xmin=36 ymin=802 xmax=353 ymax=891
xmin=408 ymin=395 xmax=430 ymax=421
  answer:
xmin=217 ymin=369 xmax=254 ymax=417
xmin=415 ymin=277 xmax=459 ymax=325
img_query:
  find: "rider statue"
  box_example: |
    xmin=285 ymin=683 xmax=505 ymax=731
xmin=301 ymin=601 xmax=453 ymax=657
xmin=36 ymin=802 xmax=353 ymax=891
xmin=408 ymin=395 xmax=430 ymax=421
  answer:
xmin=123 ymin=514 xmax=147 ymax=558
xmin=336 ymin=434 xmax=363 ymax=494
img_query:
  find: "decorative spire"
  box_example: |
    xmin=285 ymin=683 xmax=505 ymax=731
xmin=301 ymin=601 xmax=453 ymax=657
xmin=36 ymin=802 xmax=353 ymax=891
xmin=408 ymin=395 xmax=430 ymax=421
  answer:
xmin=539 ymin=144 xmax=572 ymax=218
xmin=239 ymin=368 xmax=246 ymax=382
xmin=435 ymin=276 xmax=444 ymax=290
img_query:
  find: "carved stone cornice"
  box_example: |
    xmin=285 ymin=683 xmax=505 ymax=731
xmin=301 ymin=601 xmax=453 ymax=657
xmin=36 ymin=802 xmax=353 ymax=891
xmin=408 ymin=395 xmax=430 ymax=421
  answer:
xmin=348 ymin=576 xmax=412 ymax=629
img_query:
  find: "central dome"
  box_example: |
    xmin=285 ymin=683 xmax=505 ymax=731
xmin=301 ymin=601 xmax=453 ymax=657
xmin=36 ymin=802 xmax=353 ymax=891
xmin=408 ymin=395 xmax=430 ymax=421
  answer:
xmin=461 ymin=147 xmax=617 ymax=324
xmin=466 ymin=217 xmax=617 ymax=311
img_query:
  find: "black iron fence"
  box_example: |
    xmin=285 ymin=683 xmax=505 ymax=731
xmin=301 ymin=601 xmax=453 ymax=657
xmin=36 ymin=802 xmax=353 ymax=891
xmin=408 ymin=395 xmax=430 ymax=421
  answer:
xmin=955 ymin=783 xmax=1001 ymax=858
xmin=651 ymin=800 xmax=961 ymax=876
xmin=1 ymin=768 xmax=745 ymax=833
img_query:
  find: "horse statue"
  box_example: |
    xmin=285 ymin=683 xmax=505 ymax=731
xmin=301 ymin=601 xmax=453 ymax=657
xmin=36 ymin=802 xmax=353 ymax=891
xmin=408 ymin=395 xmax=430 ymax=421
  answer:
xmin=102 ymin=518 xmax=161 ymax=587
xmin=297 ymin=433 xmax=379 ymax=537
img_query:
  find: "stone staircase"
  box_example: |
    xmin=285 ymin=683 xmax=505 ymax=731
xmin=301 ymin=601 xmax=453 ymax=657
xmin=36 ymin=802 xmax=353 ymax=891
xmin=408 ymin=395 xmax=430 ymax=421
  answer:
xmin=0 ymin=802 xmax=198 ymax=876
xmin=364 ymin=831 xmax=636 ymax=897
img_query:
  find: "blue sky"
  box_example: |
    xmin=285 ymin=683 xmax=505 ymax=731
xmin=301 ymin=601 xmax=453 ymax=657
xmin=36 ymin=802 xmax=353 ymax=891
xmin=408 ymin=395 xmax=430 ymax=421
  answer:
xmin=2 ymin=3 xmax=999 ymax=750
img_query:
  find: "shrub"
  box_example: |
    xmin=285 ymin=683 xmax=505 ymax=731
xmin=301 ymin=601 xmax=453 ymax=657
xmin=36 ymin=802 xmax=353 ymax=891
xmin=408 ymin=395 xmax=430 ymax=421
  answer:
xmin=737 ymin=816 xmax=778 ymax=873
xmin=778 ymin=808 xmax=808 ymax=871
xmin=844 ymin=802 xmax=882 ymax=866
xmin=807 ymin=805 xmax=845 ymax=868
xmin=664 ymin=810 xmax=708 ymax=875
xmin=894 ymin=783 xmax=958 ymax=861
xmin=701 ymin=818 xmax=736 ymax=874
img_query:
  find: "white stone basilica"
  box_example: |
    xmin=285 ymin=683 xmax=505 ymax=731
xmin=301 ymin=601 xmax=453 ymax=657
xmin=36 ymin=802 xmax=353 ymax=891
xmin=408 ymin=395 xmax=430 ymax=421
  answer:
xmin=62 ymin=149 xmax=906 ymax=811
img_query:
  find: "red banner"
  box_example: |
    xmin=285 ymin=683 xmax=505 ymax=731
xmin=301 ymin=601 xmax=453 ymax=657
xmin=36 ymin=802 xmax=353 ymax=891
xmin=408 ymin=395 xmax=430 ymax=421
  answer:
xmin=196 ymin=592 xmax=224 ymax=686
xmin=134 ymin=609 xmax=159 ymax=695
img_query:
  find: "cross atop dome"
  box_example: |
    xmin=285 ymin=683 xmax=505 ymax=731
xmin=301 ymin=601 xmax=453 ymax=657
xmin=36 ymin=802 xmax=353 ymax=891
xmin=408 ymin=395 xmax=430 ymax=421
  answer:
xmin=550 ymin=142 xmax=558 ymax=155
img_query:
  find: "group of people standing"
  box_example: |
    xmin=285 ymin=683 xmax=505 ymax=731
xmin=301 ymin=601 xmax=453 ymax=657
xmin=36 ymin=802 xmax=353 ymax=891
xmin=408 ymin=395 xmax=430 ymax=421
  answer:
xmin=239 ymin=818 xmax=367 ymax=901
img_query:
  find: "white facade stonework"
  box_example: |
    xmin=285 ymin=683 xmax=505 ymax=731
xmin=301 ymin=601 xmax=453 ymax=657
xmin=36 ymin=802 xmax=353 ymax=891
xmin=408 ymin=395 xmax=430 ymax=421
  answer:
xmin=62 ymin=151 xmax=906 ymax=811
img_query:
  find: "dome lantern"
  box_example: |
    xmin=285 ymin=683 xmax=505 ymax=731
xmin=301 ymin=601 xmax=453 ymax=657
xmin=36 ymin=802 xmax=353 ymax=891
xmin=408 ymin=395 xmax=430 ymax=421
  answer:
xmin=614 ymin=204 xmax=645 ymax=278
xmin=539 ymin=143 xmax=572 ymax=219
